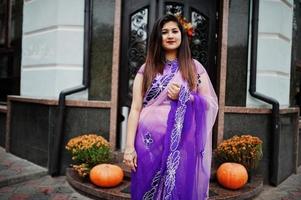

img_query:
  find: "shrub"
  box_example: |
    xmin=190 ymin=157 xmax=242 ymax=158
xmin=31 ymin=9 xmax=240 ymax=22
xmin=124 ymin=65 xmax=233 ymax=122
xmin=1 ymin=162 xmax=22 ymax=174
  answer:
xmin=214 ymin=135 xmax=263 ymax=171
xmin=66 ymin=133 xmax=111 ymax=177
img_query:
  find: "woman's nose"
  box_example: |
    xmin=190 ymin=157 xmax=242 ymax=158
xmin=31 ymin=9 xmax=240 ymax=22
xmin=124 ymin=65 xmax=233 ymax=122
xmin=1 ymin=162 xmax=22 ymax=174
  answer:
xmin=167 ymin=32 xmax=173 ymax=38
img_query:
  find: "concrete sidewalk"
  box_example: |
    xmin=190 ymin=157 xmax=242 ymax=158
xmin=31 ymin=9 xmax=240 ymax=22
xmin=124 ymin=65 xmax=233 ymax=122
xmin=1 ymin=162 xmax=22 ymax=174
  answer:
xmin=0 ymin=146 xmax=301 ymax=200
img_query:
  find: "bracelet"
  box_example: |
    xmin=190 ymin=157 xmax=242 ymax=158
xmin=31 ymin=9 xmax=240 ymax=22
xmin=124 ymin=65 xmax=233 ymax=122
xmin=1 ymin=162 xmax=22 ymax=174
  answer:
xmin=124 ymin=148 xmax=135 ymax=155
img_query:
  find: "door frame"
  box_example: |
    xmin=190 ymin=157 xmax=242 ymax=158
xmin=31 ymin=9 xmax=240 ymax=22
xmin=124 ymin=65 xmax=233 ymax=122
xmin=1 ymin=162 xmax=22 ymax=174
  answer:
xmin=109 ymin=0 xmax=229 ymax=150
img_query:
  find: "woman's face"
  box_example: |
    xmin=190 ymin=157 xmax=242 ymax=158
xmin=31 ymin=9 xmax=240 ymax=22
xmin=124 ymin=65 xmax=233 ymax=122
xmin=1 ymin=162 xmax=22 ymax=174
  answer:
xmin=161 ymin=21 xmax=182 ymax=52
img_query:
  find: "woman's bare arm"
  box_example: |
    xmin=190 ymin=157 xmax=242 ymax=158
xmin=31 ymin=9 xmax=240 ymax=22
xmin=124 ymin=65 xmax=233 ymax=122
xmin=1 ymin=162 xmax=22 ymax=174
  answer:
xmin=123 ymin=73 xmax=143 ymax=171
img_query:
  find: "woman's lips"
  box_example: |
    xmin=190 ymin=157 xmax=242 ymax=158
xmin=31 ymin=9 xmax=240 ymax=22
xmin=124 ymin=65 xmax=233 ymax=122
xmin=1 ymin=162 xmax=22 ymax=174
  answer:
xmin=166 ymin=41 xmax=175 ymax=44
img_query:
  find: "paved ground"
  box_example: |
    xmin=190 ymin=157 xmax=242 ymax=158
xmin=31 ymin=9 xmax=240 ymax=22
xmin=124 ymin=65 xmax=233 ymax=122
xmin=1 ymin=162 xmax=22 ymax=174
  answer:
xmin=0 ymin=147 xmax=91 ymax=200
xmin=253 ymin=166 xmax=301 ymax=200
xmin=0 ymin=146 xmax=301 ymax=200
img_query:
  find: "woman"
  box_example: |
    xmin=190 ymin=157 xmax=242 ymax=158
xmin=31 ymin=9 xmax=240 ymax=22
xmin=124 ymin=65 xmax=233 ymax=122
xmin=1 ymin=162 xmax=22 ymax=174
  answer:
xmin=123 ymin=14 xmax=218 ymax=200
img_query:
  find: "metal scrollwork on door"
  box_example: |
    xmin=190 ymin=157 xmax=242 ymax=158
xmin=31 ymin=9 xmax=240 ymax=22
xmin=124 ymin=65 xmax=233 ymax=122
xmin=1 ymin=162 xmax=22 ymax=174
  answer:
xmin=165 ymin=3 xmax=184 ymax=16
xmin=190 ymin=10 xmax=209 ymax=68
xmin=128 ymin=8 xmax=148 ymax=98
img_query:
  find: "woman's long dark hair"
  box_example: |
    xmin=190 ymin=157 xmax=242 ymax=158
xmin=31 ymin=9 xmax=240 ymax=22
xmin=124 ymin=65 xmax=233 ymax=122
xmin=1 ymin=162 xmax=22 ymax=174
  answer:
xmin=142 ymin=14 xmax=196 ymax=95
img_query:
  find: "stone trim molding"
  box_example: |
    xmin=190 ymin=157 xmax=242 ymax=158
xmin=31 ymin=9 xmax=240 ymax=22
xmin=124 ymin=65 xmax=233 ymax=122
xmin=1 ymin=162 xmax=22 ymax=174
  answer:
xmin=0 ymin=105 xmax=7 ymax=113
xmin=7 ymin=95 xmax=111 ymax=108
xmin=224 ymin=106 xmax=300 ymax=114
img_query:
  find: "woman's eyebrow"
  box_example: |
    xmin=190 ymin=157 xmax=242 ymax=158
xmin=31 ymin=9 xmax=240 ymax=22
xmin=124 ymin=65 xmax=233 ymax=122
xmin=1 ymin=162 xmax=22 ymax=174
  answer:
xmin=162 ymin=27 xmax=179 ymax=31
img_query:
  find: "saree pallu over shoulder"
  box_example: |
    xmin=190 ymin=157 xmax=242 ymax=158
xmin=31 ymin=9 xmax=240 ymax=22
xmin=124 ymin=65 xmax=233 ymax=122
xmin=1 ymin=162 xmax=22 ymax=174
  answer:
xmin=143 ymin=61 xmax=179 ymax=107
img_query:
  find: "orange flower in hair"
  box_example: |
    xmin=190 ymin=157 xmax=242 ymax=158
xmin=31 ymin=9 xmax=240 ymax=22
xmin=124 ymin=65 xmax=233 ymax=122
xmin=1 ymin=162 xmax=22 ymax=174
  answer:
xmin=174 ymin=12 xmax=195 ymax=38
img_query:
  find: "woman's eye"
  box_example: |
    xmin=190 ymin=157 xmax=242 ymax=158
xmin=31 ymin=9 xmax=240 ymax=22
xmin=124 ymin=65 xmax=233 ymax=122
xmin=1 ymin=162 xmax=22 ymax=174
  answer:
xmin=172 ymin=30 xmax=179 ymax=33
xmin=162 ymin=31 xmax=167 ymax=35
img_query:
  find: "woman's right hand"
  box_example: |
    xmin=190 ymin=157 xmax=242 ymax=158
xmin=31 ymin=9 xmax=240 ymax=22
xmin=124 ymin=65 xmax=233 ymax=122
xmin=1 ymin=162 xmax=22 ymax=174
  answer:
xmin=168 ymin=82 xmax=181 ymax=100
xmin=123 ymin=147 xmax=137 ymax=172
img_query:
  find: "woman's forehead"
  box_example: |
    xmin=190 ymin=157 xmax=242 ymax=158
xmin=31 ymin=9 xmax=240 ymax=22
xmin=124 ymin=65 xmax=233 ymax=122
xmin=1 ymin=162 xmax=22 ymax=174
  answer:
xmin=162 ymin=21 xmax=179 ymax=30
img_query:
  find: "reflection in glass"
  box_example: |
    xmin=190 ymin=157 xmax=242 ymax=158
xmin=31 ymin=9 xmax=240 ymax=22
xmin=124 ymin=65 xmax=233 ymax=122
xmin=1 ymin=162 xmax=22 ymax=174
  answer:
xmin=0 ymin=56 xmax=8 ymax=78
xmin=0 ymin=0 xmax=22 ymax=102
xmin=128 ymin=8 xmax=148 ymax=98
xmin=0 ymin=0 xmax=7 ymax=45
xmin=225 ymin=0 xmax=250 ymax=106
xmin=89 ymin=0 xmax=115 ymax=100
xmin=11 ymin=0 xmax=20 ymax=42
xmin=191 ymin=10 xmax=209 ymax=68
xmin=165 ymin=3 xmax=183 ymax=16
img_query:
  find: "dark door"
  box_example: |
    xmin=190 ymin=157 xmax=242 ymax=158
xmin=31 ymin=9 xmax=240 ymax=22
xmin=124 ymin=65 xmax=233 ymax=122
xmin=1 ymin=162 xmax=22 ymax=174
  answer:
xmin=119 ymin=0 xmax=218 ymax=107
xmin=118 ymin=0 xmax=219 ymax=148
xmin=0 ymin=0 xmax=22 ymax=103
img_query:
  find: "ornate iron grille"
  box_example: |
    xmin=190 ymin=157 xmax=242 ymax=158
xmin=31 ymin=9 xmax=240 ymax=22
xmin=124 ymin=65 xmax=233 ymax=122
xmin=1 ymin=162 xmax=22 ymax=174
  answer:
xmin=125 ymin=3 xmax=213 ymax=100
xmin=190 ymin=10 xmax=209 ymax=68
xmin=128 ymin=8 xmax=148 ymax=98
xmin=165 ymin=3 xmax=184 ymax=16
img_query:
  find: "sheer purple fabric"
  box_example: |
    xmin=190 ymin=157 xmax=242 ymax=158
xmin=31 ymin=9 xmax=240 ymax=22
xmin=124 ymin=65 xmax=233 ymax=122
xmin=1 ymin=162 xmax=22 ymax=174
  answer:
xmin=131 ymin=59 xmax=218 ymax=200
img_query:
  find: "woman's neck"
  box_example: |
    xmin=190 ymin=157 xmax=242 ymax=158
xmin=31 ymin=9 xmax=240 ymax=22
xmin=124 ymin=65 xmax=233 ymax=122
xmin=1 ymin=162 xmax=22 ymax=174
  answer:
xmin=165 ymin=50 xmax=177 ymax=61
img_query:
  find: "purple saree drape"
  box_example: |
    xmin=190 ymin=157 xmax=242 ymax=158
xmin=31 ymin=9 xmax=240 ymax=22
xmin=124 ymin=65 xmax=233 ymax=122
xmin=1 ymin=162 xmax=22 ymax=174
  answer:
xmin=131 ymin=59 xmax=218 ymax=200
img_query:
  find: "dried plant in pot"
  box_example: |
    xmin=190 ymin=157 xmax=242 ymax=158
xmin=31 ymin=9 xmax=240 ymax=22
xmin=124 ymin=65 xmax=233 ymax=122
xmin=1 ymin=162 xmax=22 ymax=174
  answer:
xmin=65 ymin=133 xmax=111 ymax=178
xmin=214 ymin=135 xmax=263 ymax=176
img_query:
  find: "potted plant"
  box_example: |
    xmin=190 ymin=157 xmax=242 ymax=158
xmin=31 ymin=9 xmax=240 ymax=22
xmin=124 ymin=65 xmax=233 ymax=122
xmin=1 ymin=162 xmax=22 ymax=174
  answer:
xmin=214 ymin=135 xmax=263 ymax=183
xmin=65 ymin=133 xmax=111 ymax=178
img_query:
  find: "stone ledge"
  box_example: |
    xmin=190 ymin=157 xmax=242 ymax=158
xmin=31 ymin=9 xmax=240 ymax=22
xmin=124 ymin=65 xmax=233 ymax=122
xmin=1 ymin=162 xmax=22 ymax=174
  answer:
xmin=224 ymin=106 xmax=299 ymax=114
xmin=209 ymin=176 xmax=263 ymax=200
xmin=66 ymin=167 xmax=263 ymax=200
xmin=7 ymin=95 xmax=111 ymax=108
xmin=0 ymin=105 xmax=7 ymax=113
xmin=66 ymin=168 xmax=131 ymax=200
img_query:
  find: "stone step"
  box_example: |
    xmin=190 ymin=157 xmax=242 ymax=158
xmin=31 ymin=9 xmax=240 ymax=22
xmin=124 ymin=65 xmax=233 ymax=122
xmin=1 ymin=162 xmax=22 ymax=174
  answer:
xmin=0 ymin=147 xmax=48 ymax=188
xmin=0 ymin=170 xmax=47 ymax=188
xmin=116 ymin=162 xmax=131 ymax=179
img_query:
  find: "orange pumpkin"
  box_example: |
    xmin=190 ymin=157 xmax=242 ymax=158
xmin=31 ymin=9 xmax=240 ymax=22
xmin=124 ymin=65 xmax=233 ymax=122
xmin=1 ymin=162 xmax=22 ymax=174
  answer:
xmin=216 ymin=162 xmax=248 ymax=190
xmin=90 ymin=164 xmax=124 ymax=187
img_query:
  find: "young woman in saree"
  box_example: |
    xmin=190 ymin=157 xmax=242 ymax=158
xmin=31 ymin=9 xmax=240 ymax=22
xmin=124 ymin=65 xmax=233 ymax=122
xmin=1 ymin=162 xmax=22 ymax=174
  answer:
xmin=123 ymin=14 xmax=218 ymax=200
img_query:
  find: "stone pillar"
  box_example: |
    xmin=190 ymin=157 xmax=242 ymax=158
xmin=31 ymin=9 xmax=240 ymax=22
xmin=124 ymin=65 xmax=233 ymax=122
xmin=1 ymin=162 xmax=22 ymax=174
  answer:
xmin=21 ymin=0 xmax=86 ymax=99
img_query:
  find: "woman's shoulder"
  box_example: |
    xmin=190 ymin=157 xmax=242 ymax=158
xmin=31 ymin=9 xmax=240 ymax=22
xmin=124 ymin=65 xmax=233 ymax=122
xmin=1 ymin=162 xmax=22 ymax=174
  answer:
xmin=192 ymin=59 xmax=206 ymax=74
xmin=137 ymin=63 xmax=146 ymax=74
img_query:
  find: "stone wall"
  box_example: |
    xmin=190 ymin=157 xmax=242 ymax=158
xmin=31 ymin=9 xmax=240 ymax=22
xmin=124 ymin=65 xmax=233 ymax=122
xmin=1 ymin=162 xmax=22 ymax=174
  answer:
xmin=224 ymin=111 xmax=299 ymax=185
xmin=8 ymin=100 xmax=110 ymax=174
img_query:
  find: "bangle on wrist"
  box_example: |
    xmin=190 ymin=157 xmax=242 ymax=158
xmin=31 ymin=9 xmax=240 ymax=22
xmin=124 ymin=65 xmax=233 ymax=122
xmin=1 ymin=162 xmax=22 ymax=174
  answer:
xmin=124 ymin=147 xmax=135 ymax=154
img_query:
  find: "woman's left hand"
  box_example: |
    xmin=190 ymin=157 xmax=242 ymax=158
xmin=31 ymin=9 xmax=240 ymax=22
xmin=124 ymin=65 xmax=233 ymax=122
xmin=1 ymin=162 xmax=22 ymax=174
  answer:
xmin=123 ymin=147 xmax=137 ymax=172
xmin=168 ymin=83 xmax=180 ymax=100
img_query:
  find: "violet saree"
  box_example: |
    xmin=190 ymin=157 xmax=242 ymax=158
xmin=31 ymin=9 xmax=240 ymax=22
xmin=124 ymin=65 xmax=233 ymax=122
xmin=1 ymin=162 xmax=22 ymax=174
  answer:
xmin=131 ymin=59 xmax=218 ymax=200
